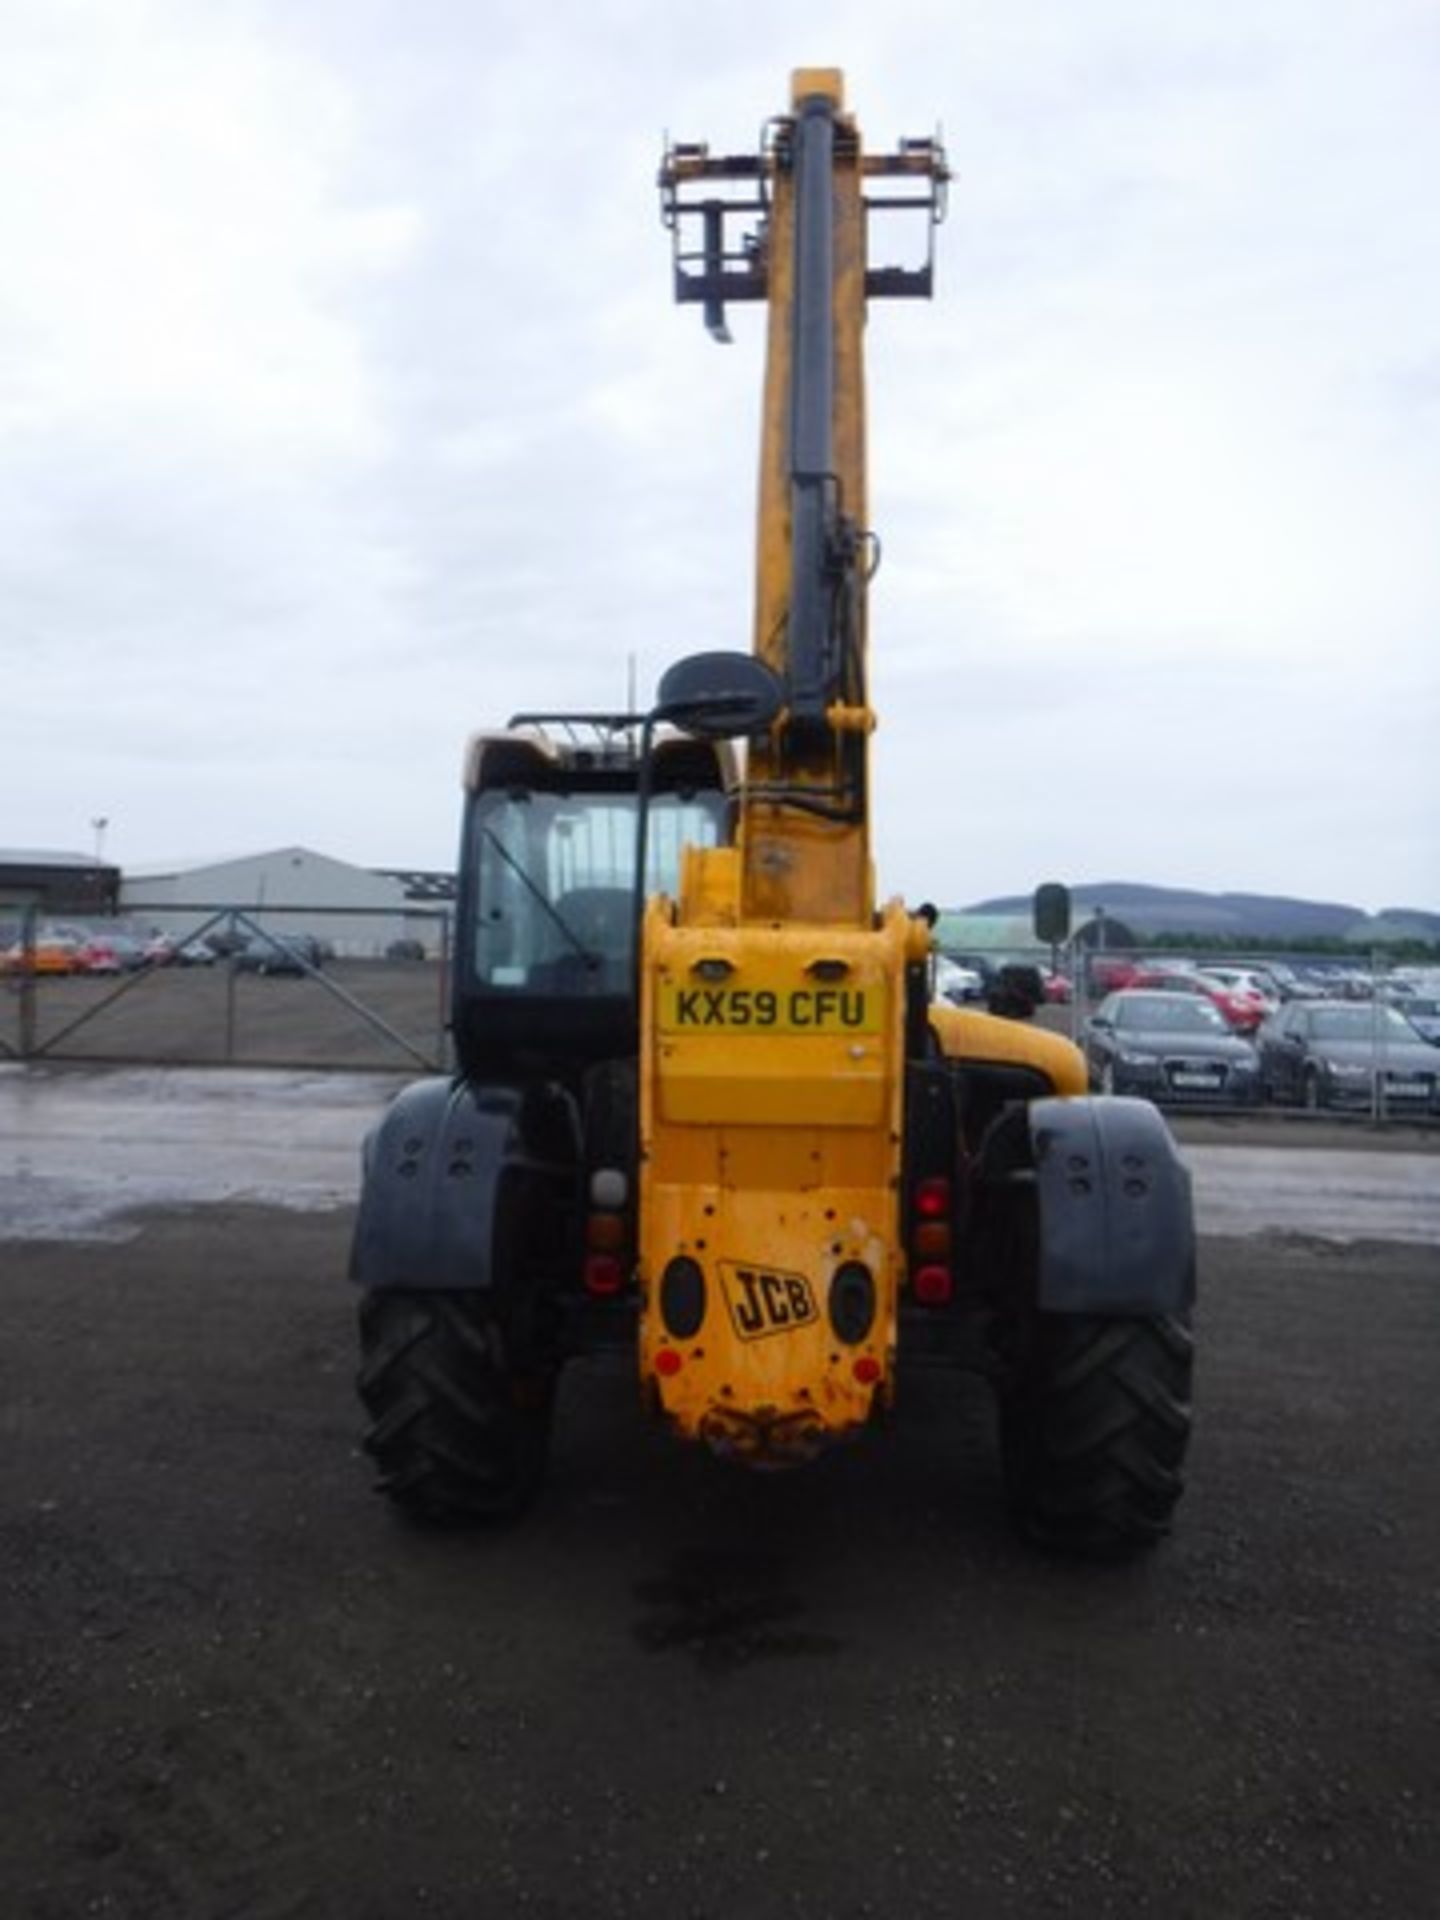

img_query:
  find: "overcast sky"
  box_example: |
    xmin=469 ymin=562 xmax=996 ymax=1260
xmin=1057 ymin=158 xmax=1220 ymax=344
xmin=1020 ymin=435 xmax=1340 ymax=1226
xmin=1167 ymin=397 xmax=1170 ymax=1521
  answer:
xmin=3 ymin=0 xmax=1437 ymax=911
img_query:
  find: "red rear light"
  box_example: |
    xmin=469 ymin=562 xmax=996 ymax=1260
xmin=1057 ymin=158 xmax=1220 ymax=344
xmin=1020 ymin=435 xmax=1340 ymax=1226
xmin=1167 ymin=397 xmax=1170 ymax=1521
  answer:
xmin=914 ymin=1176 xmax=951 ymax=1219
xmin=584 ymin=1253 xmax=625 ymax=1296
xmin=912 ymin=1263 xmax=953 ymax=1306
xmin=853 ymin=1356 xmax=882 ymax=1384
xmin=654 ymin=1347 xmax=682 ymax=1377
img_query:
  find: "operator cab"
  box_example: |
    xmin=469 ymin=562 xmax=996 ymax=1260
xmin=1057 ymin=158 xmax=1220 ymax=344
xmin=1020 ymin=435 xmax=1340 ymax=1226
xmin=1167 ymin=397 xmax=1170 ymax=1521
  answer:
xmin=452 ymin=720 xmax=732 ymax=1080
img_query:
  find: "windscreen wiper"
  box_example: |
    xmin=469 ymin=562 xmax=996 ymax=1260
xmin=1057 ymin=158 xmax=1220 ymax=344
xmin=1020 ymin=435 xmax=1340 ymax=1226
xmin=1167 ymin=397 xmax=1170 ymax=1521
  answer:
xmin=480 ymin=828 xmax=601 ymax=969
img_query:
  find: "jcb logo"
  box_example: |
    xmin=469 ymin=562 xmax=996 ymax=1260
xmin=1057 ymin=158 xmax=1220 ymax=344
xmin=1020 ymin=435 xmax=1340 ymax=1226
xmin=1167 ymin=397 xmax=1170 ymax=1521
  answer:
xmin=720 ymin=1262 xmax=818 ymax=1341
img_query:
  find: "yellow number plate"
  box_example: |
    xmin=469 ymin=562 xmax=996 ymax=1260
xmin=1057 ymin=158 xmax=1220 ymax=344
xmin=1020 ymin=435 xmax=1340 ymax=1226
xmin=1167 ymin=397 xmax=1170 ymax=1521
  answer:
xmin=658 ymin=977 xmax=883 ymax=1035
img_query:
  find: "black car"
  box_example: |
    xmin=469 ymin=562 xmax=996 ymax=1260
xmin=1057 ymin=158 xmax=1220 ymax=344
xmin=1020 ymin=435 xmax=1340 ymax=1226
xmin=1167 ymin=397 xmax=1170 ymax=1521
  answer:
xmin=232 ymin=933 xmax=324 ymax=977
xmin=1084 ymin=990 xmax=1261 ymax=1105
xmin=1256 ymin=1000 xmax=1440 ymax=1112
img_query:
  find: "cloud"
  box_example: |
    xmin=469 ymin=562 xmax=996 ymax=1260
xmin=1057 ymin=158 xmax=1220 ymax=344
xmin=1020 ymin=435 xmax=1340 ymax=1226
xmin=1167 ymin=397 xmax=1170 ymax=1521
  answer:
xmin=0 ymin=0 xmax=1435 ymax=908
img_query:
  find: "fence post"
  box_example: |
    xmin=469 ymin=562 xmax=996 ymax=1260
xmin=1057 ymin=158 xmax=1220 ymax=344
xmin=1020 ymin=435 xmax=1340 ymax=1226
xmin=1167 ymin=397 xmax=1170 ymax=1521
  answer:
xmin=18 ymin=902 xmax=37 ymax=1059
xmin=1371 ymin=948 xmax=1386 ymax=1128
xmin=223 ymin=910 xmax=239 ymax=1063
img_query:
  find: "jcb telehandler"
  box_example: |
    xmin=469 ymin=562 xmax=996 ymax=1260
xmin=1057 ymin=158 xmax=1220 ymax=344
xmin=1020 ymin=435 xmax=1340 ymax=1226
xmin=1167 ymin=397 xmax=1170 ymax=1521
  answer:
xmin=350 ymin=70 xmax=1195 ymax=1555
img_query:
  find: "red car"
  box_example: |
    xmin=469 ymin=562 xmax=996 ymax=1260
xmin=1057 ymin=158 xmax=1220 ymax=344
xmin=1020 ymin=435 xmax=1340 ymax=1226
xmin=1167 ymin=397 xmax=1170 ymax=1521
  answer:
xmin=1085 ymin=955 xmax=1144 ymax=995
xmin=1129 ymin=966 xmax=1267 ymax=1034
xmin=75 ymin=932 xmax=149 ymax=975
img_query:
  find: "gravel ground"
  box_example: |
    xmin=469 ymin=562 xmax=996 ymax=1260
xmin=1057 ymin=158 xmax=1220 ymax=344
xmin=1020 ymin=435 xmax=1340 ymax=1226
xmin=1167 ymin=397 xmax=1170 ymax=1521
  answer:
xmin=2 ymin=1205 xmax=1437 ymax=1919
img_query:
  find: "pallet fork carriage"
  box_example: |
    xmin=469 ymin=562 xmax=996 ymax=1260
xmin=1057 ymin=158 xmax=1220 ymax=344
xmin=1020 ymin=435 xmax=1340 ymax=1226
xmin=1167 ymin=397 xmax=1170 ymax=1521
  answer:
xmin=350 ymin=70 xmax=1195 ymax=1554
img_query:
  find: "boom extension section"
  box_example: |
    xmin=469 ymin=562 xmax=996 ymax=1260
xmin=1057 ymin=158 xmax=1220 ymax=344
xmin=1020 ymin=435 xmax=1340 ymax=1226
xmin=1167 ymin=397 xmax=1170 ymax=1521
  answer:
xmin=660 ymin=74 xmax=948 ymax=926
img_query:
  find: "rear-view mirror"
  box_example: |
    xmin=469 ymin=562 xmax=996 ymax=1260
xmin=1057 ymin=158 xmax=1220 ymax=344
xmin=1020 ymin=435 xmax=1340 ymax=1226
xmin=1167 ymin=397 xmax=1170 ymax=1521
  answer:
xmin=1033 ymin=881 xmax=1071 ymax=945
xmin=654 ymin=651 xmax=784 ymax=740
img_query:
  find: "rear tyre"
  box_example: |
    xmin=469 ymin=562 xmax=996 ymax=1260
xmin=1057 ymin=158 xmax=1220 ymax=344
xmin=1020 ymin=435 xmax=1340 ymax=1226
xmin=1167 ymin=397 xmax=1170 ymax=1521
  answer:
xmin=999 ymin=1312 xmax=1193 ymax=1558
xmin=357 ymin=1290 xmax=554 ymax=1524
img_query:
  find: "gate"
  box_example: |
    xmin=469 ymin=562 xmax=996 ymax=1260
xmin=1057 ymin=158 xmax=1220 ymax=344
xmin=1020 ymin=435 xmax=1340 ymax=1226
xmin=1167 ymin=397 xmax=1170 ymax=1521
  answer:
xmin=1 ymin=902 xmax=453 ymax=1072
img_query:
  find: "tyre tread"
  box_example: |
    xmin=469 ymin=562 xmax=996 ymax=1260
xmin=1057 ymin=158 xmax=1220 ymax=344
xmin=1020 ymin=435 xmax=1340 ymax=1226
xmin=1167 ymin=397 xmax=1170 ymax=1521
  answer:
xmin=357 ymin=1290 xmax=553 ymax=1525
xmin=1001 ymin=1312 xmax=1194 ymax=1557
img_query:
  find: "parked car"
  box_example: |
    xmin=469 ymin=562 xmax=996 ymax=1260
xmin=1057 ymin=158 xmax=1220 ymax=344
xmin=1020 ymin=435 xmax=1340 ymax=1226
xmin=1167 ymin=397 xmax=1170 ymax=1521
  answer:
xmin=1084 ymin=991 xmax=1261 ymax=1105
xmin=1398 ymin=995 xmax=1440 ymax=1046
xmin=232 ymin=933 xmax=325 ymax=977
xmin=204 ymin=929 xmax=252 ymax=959
xmin=1128 ymin=966 xmax=1268 ymax=1035
xmin=1256 ymin=1000 xmax=1440 ymax=1112
xmin=0 ymin=930 xmax=84 ymax=975
xmin=934 ymin=954 xmax=985 ymax=1004
xmin=1084 ymin=954 xmax=1144 ymax=996
xmin=76 ymin=932 xmax=149 ymax=974
xmin=1039 ymin=966 xmax=1072 ymax=1004
xmin=1199 ymin=966 xmax=1281 ymax=1016
xmin=385 ymin=938 xmax=427 ymax=963
xmin=1261 ymin=961 xmax=1324 ymax=1001
xmin=986 ymin=961 xmax=1044 ymax=1019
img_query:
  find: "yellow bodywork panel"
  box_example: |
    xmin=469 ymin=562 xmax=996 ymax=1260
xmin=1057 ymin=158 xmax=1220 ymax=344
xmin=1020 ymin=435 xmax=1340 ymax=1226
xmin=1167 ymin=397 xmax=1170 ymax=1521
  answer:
xmin=638 ymin=895 xmax=913 ymax=1464
xmin=929 ymin=1003 xmax=1089 ymax=1097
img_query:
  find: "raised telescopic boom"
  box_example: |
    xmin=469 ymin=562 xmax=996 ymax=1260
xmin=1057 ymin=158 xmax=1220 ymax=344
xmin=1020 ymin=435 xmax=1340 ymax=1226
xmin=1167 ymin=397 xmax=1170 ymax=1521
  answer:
xmin=660 ymin=69 xmax=948 ymax=926
xmin=638 ymin=72 xmax=956 ymax=1463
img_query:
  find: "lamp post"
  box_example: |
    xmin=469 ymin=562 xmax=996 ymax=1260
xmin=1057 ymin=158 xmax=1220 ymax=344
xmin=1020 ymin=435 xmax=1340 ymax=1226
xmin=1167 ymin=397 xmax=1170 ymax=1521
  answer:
xmin=91 ymin=817 xmax=109 ymax=863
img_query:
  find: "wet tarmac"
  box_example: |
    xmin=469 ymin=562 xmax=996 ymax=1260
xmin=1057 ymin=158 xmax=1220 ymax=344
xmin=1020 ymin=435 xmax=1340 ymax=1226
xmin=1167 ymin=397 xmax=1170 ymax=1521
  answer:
xmin=1 ymin=1061 xmax=1437 ymax=1247
xmin=0 ymin=1062 xmax=401 ymax=1240
xmin=1184 ymin=1142 xmax=1438 ymax=1245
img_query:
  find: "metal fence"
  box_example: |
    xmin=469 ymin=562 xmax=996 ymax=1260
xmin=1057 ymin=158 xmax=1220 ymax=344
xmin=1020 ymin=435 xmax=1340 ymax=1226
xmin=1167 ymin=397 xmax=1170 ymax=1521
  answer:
xmin=0 ymin=902 xmax=453 ymax=1073
xmin=4 ymin=907 xmax=1436 ymax=1124
xmin=936 ymin=941 xmax=1439 ymax=1125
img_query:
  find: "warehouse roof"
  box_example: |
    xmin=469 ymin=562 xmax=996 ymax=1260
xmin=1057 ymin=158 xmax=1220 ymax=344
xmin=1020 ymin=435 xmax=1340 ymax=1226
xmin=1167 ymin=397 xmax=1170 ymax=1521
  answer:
xmin=0 ymin=848 xmax=100 ymax=868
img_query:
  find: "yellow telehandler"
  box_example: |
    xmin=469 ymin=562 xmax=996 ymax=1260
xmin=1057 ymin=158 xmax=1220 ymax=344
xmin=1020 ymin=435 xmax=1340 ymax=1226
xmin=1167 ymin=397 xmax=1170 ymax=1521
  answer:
xmin=350 ymin=70 xmax=1195 ymax=1554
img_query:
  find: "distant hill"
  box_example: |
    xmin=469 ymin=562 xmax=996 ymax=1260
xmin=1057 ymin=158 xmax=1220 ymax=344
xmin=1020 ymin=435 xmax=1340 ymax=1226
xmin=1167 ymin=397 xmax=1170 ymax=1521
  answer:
xmin=963 ymin=883 xmax=1440 ymax=946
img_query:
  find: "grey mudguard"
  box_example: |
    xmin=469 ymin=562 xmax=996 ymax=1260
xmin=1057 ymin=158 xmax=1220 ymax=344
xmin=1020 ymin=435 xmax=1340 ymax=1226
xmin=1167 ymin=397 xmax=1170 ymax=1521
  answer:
xmin=349 ymin=1077 xmax=559 ymax=1291
xmin=1028 ymin=1095 xmax=1195 ymax=1316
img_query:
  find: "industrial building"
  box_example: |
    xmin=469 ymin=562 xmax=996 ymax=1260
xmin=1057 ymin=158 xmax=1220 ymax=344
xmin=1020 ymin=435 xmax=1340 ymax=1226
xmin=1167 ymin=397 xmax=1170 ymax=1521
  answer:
xmin=119 ymin=847 xmax=453 ymax=957
xmin=0 ymin=849 xmax=120 ymax=922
